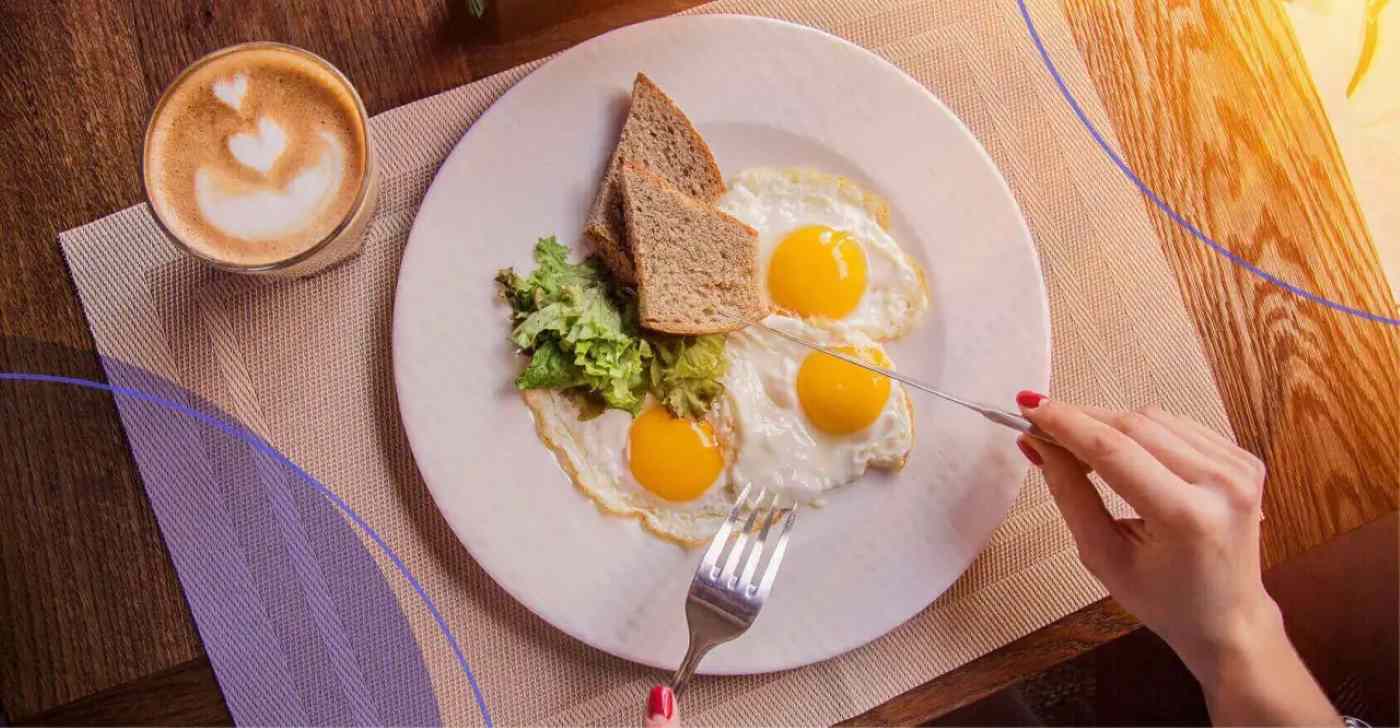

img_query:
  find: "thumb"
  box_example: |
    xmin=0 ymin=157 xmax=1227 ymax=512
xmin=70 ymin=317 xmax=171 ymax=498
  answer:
xmin=1020 ymin=436 xmax=1121 ymax=564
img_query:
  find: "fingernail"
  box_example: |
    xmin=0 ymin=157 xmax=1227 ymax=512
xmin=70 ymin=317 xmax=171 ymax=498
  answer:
xmin=648 ymin=685 xmax=674 ymax=720
xmin=1017 ymin=437 xmax=1043 ymax=466
xmin=1016 ymin=390 xmax=1046 ymax=410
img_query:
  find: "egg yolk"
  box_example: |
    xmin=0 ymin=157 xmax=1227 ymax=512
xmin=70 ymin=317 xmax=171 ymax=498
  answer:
xmin=628 ymin=407 xmax=724 ymax=501
xmin=767 ymin=225 xmax=868 ymax=319
xmin=796 ymin=347 xmax=892 ymax=435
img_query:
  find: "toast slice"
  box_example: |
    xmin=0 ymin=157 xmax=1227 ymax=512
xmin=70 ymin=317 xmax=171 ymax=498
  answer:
xmin=619 ymin=163 xmax=767 ymax=334
xmin=585 ymin=73 xmax=725 ymax=284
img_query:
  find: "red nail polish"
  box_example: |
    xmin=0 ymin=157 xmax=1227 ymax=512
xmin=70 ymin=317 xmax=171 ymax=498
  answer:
xmin=1017 ymin=439 xmax=1043 ymax=466
xmin=648 ymin=685 xmax=674 ymax=720
xmin=1016 ymin=390 xmax=1046 ymax=409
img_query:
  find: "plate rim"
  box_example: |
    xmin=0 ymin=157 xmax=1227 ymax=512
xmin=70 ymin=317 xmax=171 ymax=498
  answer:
xmin=392 ymin=12 xmax=1051 ymax=674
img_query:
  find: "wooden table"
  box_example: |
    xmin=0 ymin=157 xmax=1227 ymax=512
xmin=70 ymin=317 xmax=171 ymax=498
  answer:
xmin=2 ymin=0 xmax=1396 ymax=724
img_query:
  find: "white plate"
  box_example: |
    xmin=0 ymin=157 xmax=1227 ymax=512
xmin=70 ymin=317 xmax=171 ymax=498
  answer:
xmin=393 ymin=15 xmax=1049 ymax=674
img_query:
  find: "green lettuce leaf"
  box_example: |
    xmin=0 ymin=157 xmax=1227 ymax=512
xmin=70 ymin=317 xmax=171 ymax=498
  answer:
xmin=515 ymin=340 xmax=583 ymax=390
xmin=646 ymin=334 xmax=728 ymax=419
xmin=498 ymin=236 xmax=728 ymax=420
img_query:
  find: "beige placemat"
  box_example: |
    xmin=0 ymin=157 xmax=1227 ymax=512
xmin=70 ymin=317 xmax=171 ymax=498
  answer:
xmin=60 ymin=0 xmax=1231 ymax=724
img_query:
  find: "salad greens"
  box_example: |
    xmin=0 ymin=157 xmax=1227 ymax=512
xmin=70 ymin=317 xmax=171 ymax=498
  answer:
xmin=496 ymin=237 xmax=727 ymax=419
xmin=647 ymin=334 xmax=727 ymax=420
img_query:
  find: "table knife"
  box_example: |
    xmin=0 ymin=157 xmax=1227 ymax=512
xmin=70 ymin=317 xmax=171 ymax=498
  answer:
xmin=753 ymin=321 xmax=1058 ymax=446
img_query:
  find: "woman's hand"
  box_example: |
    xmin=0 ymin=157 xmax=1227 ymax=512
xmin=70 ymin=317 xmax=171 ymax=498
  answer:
xmin=1015 ymin=391 xmax=1338 ymax=726
xmin=645 ymin=685 xmax=678 ymax=728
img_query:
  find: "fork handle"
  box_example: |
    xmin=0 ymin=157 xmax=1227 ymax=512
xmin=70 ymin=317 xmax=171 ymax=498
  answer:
xmin=670 ymin=639 xmax=718 ymax=698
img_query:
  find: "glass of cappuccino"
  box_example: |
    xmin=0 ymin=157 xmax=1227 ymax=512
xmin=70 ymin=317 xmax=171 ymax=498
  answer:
xmin=143 ymin=43 xmax=378 ymax=277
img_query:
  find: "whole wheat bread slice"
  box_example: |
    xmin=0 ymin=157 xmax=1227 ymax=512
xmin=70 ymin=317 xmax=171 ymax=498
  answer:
xmin=619 ymin=163 xmax=768 ymax=334
xmin=585 ymin=73 xmax=725 ymax=284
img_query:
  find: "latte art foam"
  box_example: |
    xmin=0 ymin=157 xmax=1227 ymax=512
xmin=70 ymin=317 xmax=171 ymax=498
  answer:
xmin=145 ymin=46 xmax=369 ymax=267
xmin=194 ymin=128 xmax=346 ymax=241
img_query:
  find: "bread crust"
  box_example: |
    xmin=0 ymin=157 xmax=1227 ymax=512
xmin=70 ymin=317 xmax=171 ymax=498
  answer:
xmin=584 ymin=73 xmax=725 ymax=285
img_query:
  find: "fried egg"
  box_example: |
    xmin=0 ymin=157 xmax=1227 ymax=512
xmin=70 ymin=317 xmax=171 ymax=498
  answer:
xmin=525 ymin=314 xmax=916 ymax=539
xmin=717 ymin=316 xmax=915 ymax=505
xmin=717 ymin=168 xmax=929 ymax=339
xmin=523 ymin=390 xmax=737 ymax=544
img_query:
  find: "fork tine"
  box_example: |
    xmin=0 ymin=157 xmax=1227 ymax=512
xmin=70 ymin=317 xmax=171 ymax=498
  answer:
xmin=738 ymin=492 xmax=782 ymax=593
xmin=754 ymin=505 xmax=798 ymax=600
xmin=700 ymin=483 xmax=750 ymax=574
xmin=718 ymin=488 xmax=766 ymax=584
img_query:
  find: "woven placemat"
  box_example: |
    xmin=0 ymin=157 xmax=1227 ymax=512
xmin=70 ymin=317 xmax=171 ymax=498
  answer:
xmin=60 ymin=0 xmax=1231 ymax=724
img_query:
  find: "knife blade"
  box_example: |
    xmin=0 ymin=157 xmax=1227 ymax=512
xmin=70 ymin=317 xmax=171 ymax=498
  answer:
xmin=753 ymin=321 xmax=1058 ymax=446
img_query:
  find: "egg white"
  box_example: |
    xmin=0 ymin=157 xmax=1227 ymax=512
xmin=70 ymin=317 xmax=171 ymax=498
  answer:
xmin=717 ymin=167 xmax=929 ymax=339
xmin=524 ymin=170 xmax=926 ymax=539
xmin=718 ymin=316 xmax=915 ymax=506
xmin=522 ymin=390 xmax=737 ymax=544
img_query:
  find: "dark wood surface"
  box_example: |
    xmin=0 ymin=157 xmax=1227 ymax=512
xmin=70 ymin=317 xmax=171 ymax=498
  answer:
xmin=1 ymin=0 xmax=1396 ymax=724
xmin=22 ymin=657 xmax=230 ymax=728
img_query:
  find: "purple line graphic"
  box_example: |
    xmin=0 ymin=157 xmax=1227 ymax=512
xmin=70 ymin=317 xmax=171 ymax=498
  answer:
xmin=1 ymin=349 xmax=492 ymax=727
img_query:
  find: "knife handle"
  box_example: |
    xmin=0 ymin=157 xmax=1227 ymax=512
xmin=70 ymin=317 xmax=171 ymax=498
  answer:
xmin=979 ymin=408 xmax=1060 ymax=447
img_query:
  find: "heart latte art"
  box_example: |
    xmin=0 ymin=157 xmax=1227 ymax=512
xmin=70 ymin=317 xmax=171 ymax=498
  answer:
xmin=145 ymin=47 xmax=369 ymax=267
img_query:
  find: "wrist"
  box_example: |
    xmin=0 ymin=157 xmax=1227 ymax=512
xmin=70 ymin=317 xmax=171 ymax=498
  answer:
xmin=1181 ymin=597 xmax=1342 ymax=726
xmin=1177 ymin=595 xmax=1287 ymax=693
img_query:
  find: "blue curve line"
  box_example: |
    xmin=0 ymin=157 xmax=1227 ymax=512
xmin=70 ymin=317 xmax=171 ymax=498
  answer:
xmin=1016 ymin=0 xmax=1400 ymax=326
xmin=0 ymin=371 xmax=493 ymax=728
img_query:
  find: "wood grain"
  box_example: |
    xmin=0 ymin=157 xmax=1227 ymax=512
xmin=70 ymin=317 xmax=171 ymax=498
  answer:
xmin=1061 ymin=0 xmax=1400 ymax=568
xmin=0 ymin=0 xmax=1396 ymax=723
xmin=0 ymin=2 xmax=203 ymax=719
xmin=842 ymin=599 xmax=1140 ymax=726
xmin=22 ymin=657 xmax=231 ymax=727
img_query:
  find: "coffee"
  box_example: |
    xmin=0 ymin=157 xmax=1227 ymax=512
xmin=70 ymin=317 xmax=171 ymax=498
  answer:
xmin=144 ymin=44 xmax=376 ymax=274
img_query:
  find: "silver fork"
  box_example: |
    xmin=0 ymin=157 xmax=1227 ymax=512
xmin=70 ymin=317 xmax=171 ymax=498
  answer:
xmin=670 ymin=485 xmax=798 ymax=696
